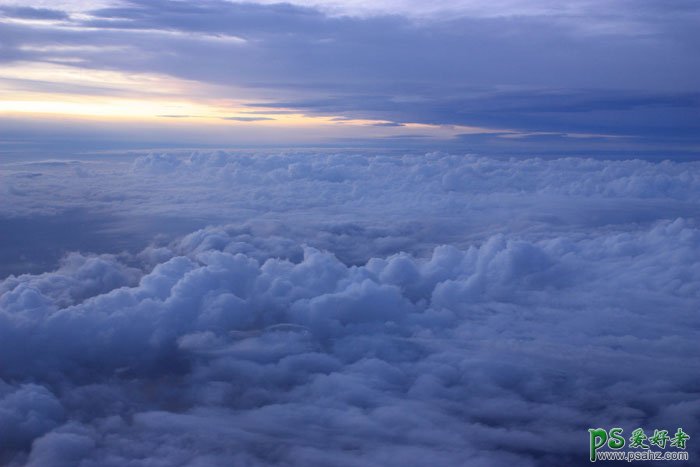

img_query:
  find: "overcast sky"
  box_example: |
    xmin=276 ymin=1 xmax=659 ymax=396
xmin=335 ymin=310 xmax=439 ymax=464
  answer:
xmin=1 ymin=0 xmax=698 ymax=156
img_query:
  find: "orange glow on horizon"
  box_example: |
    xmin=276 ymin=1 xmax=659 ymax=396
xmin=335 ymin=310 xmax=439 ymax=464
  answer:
xmin=0 ymin=61 xmax=515 ymax=139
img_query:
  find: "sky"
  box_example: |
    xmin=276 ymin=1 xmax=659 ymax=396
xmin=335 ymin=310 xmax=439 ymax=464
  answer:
xmin=1 ymin=0 xmax=699 ymax=156
xmin=2 ymin=2 xmax=700 ymax=466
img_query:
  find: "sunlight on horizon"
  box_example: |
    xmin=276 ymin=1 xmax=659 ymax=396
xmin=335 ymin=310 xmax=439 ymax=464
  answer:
xmin=0 ymin=62 xmax=509 ymax=139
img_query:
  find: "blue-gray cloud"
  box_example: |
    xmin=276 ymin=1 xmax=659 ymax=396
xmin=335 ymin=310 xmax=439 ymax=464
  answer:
xmin=1 ymin=0 xmax=699 ymax=153
xmin=1 ymin=151 xmax=700 ymax=465
xmin=0 ymin=6 xmax=69 ymax=20
xmin=220 ymin=116 xmax=274 ymax=122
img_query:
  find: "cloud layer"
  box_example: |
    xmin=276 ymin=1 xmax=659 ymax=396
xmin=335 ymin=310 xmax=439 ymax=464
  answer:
xmin=2 ymin=0 xmax=699 ymax=154
xmin=2 ymin=150 xmax=699 ymax=271
xmin=1 ymin=152 xmax=699 ymax=465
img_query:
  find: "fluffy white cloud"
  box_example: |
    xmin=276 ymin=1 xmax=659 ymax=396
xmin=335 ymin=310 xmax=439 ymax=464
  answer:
xmin=1 ymin=152 xmax=699 ymax=465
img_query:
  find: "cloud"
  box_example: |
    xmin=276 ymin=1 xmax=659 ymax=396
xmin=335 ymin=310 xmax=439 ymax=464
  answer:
xmin=1 ymin=151 xmax=699 ymax=465
xmin=0 ymin=383 xmax=64 ymax=456
xmin=1 ymin=0 xmax=698 ymax=153
xmin=246 ymin=89 xmax=700 ymax=143
xmin=220 ymin=116 xmax=275 ymax=122
xmin=0 ymin=6 xmax=69 ymax=20
xmin=1 ymin=217 xmax=699 ymax=465
xmin=369 ymin=121 xmax=405 ymax=127
xmin=3 ymin=151 xmax=700 ymax=272
xmin=157 ymin=115 xmax=279 ymax=122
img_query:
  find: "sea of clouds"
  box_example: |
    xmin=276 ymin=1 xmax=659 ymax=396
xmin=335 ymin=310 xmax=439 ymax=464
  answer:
xmin=1 ymin=151 xmax=699 ymax=466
